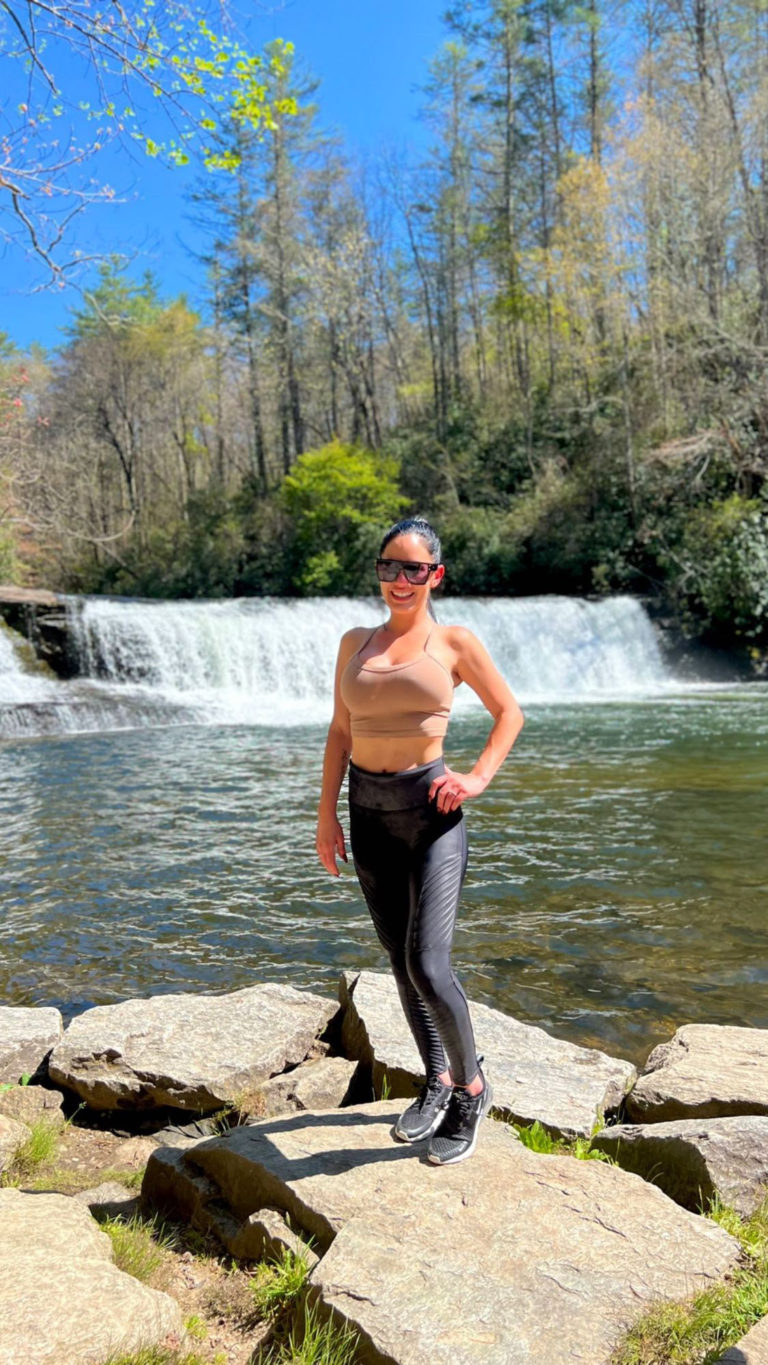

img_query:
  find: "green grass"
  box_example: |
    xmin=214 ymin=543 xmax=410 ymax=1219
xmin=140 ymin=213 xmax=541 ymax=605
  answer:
xmin=0 ymin=1115 xmax=60 ymax=1185
xmin=101 ymin=1213 xmax=176 ymax=1284
xmin=249 ymin=1247 xmax=312 ymax=1323
xmin=514 ymin=1118 xmax=613 ymax=1162
xmin=101 ymin=1348 xmax=225 ymax=1365
xmin=262 ymin=1299 xmax=359 ymax=1365
xmin=379 ymin=1072 xmax=391 ymax=1101
xmin=611 ymin=1196 xmax=768 ymax=1364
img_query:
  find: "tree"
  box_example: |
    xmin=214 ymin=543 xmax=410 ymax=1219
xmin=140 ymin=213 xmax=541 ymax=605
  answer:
xmin=281 ymin=440 xmax=406 ymax=593
xmin=0 ymin=1 xmax=295 ymax=279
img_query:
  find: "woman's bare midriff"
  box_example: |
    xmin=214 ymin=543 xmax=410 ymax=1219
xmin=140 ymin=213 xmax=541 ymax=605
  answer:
xmin=350 ymin=737 xmax=445 ymax=774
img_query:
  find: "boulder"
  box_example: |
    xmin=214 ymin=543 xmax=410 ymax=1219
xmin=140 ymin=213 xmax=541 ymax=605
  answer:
xmin=143 ymin=1100 xmax=739 ymax=1365
xmin=75 ymin=1181 xmax=141 ymax=1220
xmin=257 ymin=1056 xmax=360 ymax=1118
xmin=626 ymin=1025 xmax=768 ymax=1123
xmin=0 ymin=1113 xmax=29 ymax=1173
xmin=0 ymin=1083 xmax=65 ymax=1128
xmin=49 ymin=984 xmax=338 ymax=1112
xmin=593 ymin=1116 xmax=768 ymax=1216
xmin=0 ymin=1005 xmax=63 ymax=1083
xmin=0 ymin=1188 xmax=184 ymax=1365
xmin=339 ymin=970 xmax=635 ymax=1139
xmin=716 ymin=1315 xmax=768 ymax=1363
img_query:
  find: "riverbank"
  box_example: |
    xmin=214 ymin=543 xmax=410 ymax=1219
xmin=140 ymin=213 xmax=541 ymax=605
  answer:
xmin=3 ymin=972 xmax=768 ymax=1364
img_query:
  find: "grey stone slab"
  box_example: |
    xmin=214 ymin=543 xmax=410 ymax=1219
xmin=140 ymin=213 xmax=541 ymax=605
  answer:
xmin=340 ymin=970 xmax=635 ymax=1139
xmin=716 ymin=1314 xmax=768 ymax=1363
xmin=627 ymin=1025 xmax=768 ymax=1123
xmin=0 ymin=1083 xmax=65 ymax=1127
xmin=594 ymin=1115 xmax=768 ymax=1215
xmin=75 ymin=1181 xmax=141 ymax=1221
xmin=0 ymin=1188 xmax=183 ymax=1365
xmin=0 ymin=1113 xmax=28 ymax=1173
xmin=144 ymin=1100 xmax=739 ymax=1365
xmin=0 ymin=1006 xmax=63 ymax=1083
xmin=257 ymin=1056 xmax=360 ymax=1118
xmin=49 ymin=983 xmax=338 ymax=1112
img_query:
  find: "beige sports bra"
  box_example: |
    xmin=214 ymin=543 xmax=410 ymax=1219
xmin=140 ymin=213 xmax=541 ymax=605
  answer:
xmin=341 ymin=629 xmax=454 ymax=740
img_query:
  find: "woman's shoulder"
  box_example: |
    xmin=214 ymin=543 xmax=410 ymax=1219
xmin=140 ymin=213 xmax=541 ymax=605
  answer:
xmin=434 ymin=622 xmax=480 ymax=653
xmin=337 ymin=625 xmax=375 ymax=661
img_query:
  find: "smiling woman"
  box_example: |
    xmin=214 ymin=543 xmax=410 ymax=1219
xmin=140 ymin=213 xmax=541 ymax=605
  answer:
xmin=315 ymin=516 xmax=524 ymax=1166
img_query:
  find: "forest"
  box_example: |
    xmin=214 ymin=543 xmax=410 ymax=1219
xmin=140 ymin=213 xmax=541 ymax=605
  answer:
xmin=1 ymin=0 xmax=768 ymax=661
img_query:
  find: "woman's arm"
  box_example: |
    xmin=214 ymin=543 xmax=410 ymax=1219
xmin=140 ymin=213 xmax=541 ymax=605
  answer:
xmin=429 ymin=627 xmax=524 ymax=814
xmin=316 ymin=632 xmax=358 ymax=877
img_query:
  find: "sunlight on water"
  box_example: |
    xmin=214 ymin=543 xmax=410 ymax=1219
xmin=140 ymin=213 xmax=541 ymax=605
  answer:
xmin=1 ymin=694 xmax=766 ymax=1066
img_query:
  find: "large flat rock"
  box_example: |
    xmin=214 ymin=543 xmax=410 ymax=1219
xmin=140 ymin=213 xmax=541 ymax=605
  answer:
xmin=144 ymin=1101 xmax=739 ymax=1365
xmin=717 ymin=1315 xmax=768 ymax=1363
xmin=0 ymin=1005 xmax=63 ymax=1083
xmin=626 ymin=1025 xmax=768 ymax=1123
xmin=0 ymin=1188 xmax=183 ymax=1365
xmin=593 ymin=1116 xmax=768 ymax=1216
xmin=49 ymin=984 xmax=338 ymax=1112
xmin=340 ymin=970 xmax=635 ymax=1139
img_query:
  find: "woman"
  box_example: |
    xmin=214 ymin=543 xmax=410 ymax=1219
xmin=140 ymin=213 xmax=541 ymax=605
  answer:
xmin=316 ymin=517 xmax=523 ymax=1165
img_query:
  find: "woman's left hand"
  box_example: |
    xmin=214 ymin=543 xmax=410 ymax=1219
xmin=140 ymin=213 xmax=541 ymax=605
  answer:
xmin=429 ymin=766 xmax=487 ymax=814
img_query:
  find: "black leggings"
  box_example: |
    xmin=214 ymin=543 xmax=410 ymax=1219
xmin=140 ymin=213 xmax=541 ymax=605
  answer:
xmin=348 ymin=757 xmax=478 ymax=1086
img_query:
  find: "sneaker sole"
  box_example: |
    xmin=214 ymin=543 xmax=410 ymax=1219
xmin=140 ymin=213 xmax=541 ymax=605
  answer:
xmin=427 ymin=1081 xmax=494 ymax=1166
xmin=394 ymin=1105 xmax=450 ymax=1144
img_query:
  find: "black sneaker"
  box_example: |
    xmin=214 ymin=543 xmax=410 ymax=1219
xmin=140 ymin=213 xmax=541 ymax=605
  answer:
xmin=427 ymin=1070 xmax=494 ymax=1165
xmin=394 ymin=1076 xmax=452 ymax=1142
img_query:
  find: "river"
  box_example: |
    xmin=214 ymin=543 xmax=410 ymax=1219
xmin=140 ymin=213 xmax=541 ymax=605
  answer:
xmin=1 ymin=595 xmax=766 ymax=1067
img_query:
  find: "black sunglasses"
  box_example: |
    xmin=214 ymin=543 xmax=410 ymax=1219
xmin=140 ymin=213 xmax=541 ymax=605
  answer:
xmin=375 ymin=558 xmax=439 ymax=585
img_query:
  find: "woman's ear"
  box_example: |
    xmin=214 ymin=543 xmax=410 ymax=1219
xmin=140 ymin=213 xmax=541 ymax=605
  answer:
xmin=432 ymin=564 xmax=446 ymax=587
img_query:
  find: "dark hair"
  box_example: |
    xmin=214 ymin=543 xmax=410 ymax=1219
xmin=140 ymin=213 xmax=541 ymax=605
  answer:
xmin=379 ymin=517 xmax=442 ymax=562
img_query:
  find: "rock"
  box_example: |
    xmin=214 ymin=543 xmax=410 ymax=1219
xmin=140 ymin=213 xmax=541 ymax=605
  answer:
xmin=257 ymin=1057 xmax=360 ymax=1118
xmin=593 ymin=1116 xmax=768 ymax=1216
xmin=626 ymin=1025 xmax=768 ymax=1123
xmin=227 ymin=1208 xmax=320 ymax=1267
xmin=0 ymin=1187 xmax=184 ymax=1365
xmin=0 ymin=1083 xmax=65 ymax=1128
xmin=144 ymin=1099 xmax=739 ymax=1365
xmin=75 ymin=1181 xmax=141 ymax=1220
xmin=49 ymin=984 xmax=339 ymax=1112
xmin=0 ymin=1113 xmax=29 ymax=1172
xmin=716 ymin=1315 xmax=768 ymax=1363
xmin=339 ymin=970 xmax=635 ymax=1139
xmin=143 ymin=1144 xmax=225 ymax=1227
xmin=0 ymin=1005 xmax=63 ymax=1083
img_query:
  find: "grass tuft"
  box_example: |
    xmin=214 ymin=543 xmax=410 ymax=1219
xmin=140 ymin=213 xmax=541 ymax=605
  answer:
xmin=101 ymin=1347 xmax=224 ymax=1365
xmin=249 ymin=1247 xmax=312 ymax=1323
xmin=263 ymin=1298 xmax=360 ymax=1365
xmin=611 ymin=1195 xmax=768 ymax=1365
xmin=0 ymin=1116 xmax=60 ymax=1185
xmin=514 ymin=1118 xmax=613 ymax=1162
xmin=101 ymin=1212 xmax=176 ymax=1285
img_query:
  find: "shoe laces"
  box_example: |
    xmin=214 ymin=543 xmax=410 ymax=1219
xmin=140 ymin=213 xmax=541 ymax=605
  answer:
xmin=419 ymin=1075 xmax=448 ymax=1106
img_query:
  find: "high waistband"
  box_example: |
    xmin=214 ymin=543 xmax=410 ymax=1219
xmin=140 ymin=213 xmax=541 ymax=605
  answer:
xmin=348 ymin=757 xmax=445 ymax=811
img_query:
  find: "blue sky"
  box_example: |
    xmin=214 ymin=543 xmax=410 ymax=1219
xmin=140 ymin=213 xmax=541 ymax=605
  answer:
xmin=1 ymin=0 xmax=447 ymax=352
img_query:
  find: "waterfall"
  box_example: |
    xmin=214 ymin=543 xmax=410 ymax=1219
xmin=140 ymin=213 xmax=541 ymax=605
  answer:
xmin=1 ymin=594 xmax=670 ymax=739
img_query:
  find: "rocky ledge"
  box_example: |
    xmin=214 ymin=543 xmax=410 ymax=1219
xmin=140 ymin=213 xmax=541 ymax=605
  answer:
xmin=2 ymin=973 xmax=768 ymax=1364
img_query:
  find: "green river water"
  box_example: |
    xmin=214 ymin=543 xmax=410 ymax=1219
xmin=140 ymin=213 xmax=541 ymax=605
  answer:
xmin=2 ymin=689 xmax=766 ymax=1068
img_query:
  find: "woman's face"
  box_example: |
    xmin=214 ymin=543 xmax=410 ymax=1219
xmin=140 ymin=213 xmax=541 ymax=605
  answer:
xmin=378 ymin=532 xmax=445 ymax=615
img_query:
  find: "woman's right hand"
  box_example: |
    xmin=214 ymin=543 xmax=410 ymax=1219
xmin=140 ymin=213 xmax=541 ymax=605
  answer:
xmin=316 ymin=813 xmax=348 ymax=877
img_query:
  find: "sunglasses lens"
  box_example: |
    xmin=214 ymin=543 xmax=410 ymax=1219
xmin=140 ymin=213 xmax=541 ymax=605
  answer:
xmin=404 ymin=564 xmax=430 ymax=584
xmin=376 ymin=561 xmax=398 ymax=582
xmin=376 ymin=559 xmax=435 ymax=584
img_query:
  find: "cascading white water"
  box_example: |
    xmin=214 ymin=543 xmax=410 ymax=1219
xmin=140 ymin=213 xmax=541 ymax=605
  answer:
xmin=0 ymin=622 xmax=57 ymax=706
xmin=1 ymin=594 xmax=671 ymax=739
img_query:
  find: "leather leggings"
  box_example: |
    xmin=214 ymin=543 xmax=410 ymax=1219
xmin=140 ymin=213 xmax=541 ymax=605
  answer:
xmin=348 ymin=757 xmax=478 ymax=1085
